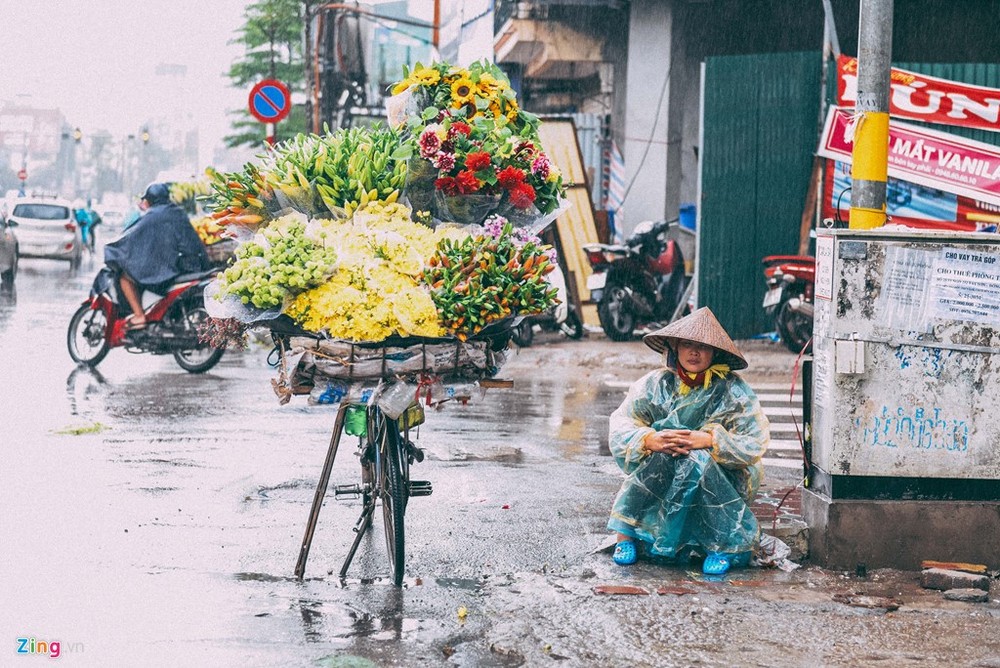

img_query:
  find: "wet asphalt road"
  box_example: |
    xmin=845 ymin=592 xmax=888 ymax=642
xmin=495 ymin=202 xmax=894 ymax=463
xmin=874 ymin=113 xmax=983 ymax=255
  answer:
xmin=3 ymin=252 xmax=1000 ymax=667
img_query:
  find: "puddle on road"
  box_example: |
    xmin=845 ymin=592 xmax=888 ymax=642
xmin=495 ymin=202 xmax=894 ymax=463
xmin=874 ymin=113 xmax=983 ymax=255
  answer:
xmin=115 ymin=456 xmax=204 ymax=468
xmin=234 ymin=571 xmax=323 ymax=583
xmin=313 ymin=655 xmax=379 ymax=668
xmin=434 ymin=577 xmax=484 ymax=592
xmin=446 ymin=446 xmax=523 ymax=463
xmin=336 ymin=605 xmax=420 ymax=641
xmin=245 ymin=478 xmax=316 ymax=505
xmin=65 ymin=365 xmax=110 ymax=418
xmin=133 ymin=486 xmax=180 ymax=495
xmin=235 ymin=571 xmax=486 ymax=643
xmin=421 ymin=372 xmax=623 ymax=463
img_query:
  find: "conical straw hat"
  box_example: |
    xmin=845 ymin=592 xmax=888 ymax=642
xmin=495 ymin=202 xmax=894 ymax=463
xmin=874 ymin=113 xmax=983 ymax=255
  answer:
xmin=642 ymin=307 xmax=748 ymax=370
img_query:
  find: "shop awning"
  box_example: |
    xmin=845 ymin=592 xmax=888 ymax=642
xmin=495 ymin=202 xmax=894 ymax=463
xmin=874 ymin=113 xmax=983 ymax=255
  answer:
xmin=494 ymin=18 xmax=604 ymax=80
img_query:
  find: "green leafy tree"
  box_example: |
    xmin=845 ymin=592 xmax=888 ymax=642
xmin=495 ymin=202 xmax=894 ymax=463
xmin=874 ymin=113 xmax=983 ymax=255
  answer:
xmin=225 ymin=0 xmax=312 ymax=148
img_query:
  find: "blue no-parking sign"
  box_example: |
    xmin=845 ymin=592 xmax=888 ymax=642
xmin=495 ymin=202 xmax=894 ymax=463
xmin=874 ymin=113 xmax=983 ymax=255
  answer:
xmin=248 ymin=79 xmax=291 ymax=124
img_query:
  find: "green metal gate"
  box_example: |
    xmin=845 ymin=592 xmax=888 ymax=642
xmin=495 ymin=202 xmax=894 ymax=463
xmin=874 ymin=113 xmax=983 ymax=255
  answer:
xmin=699 ymin=51 xmax=822 ymax=339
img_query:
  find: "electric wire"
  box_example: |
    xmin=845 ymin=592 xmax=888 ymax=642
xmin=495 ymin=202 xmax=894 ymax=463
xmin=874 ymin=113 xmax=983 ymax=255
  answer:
xmin=764 ymin=336 xmax=813 ymax=557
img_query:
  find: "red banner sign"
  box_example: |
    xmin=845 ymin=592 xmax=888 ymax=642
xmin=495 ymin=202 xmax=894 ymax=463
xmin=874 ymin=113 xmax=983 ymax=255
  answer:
xmin=837 ymin=55 xmax=1000 ymax=133
xmin=818 ymin=106 xmax=1000 ymax=207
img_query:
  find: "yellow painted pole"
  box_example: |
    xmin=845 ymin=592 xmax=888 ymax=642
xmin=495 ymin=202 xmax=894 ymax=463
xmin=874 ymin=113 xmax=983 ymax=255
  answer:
xmin=849 ymin=0 xmax=894 ymax=230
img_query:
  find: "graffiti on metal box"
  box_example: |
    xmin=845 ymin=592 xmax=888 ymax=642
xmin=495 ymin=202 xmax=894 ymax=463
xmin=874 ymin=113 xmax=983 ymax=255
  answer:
xmin=856 ymin=405 xmax=969 ymax=452
xmin=893 ymin=345 xmax=951 ymax=375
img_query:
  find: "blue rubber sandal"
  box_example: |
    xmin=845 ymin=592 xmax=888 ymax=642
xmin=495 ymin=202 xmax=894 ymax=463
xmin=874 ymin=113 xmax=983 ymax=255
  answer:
xmin=702 ymin=551 xmax=751 ymax=575
xmin=612 ymin=540 xmax=637 ymax=565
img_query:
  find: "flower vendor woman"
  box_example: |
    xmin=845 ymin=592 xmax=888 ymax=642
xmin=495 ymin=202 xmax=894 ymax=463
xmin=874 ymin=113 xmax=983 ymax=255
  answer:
xmin=606 ymin=307 xmax=770 ymax=574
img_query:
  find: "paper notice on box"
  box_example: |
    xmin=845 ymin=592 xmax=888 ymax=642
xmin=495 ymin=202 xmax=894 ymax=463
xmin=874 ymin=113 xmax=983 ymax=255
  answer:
xmin=924 ymin=248 xmax=1000 ymax=325
xmin=815 ymin=235 xmax=834 ymax=301
xmin=877 ymin=245 xmax=934 ymax=330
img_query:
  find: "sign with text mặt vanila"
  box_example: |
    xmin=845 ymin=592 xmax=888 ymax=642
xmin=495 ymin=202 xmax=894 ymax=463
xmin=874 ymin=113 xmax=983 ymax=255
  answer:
xmin=819 ymin=106 xmax=1000 ymax=207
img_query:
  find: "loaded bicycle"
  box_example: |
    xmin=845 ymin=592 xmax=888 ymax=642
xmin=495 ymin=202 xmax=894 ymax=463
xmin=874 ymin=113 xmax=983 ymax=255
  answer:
xmin=282 ymin=322 xmax=514 ymax=586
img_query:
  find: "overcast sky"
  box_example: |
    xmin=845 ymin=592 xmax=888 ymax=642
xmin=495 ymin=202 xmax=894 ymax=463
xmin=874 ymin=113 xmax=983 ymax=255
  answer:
xmin=0 ymin=0 xmax=253 ymax=160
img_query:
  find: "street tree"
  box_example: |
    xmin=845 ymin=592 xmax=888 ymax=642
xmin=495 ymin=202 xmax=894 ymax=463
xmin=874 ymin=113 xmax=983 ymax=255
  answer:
xmin=225 ymin=0 xmax=316 ymax=148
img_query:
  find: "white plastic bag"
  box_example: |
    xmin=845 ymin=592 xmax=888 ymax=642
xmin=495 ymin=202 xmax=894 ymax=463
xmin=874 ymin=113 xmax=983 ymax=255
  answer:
xmin=376 ymin=381 xmax=418 ymax=419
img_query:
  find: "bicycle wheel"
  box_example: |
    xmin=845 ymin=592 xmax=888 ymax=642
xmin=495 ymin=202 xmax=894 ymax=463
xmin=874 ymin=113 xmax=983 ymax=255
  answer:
xmin=373 ymin=409 xmax=407 ymax=585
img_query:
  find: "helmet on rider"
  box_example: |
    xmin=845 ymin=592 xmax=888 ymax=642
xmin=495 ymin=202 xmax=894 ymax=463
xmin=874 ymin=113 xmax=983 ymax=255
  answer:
xmin=140 ymin=182 xmax=171 ymax=207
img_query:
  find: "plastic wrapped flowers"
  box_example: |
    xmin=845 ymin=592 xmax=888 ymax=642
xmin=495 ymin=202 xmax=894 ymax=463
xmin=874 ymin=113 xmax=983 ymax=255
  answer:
xmin=421 ymin=217 xmax=558 ymax=341
xmin=206 ymin=201 xmax=560 ymax=344
xmin=214 ymin=212 xmax=339 ymax=310
xmin=284 ymin=202 xmax=464 ymax=340
xmin=388 ymin=60 xmax=569 ymax=229
xmin=202 ymin=59 xmax=570 ymax=355
xmin=206 ymin=125 xmax=410 ymax=227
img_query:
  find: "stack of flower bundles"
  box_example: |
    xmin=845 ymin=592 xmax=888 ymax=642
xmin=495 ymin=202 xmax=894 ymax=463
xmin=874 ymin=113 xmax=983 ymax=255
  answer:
xmin=203 ymin=60 xmax=569 ymax=388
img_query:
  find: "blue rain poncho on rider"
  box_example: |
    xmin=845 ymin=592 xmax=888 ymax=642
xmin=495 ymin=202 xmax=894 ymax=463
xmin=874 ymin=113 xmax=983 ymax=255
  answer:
xmin=104 ymin=183 xmax=208 ymax=293
xmin=607 ymin=307 xmax=770 ymax=562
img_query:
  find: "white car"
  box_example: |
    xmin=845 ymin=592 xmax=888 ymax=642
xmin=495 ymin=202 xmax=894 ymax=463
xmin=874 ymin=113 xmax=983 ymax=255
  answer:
xmin=9 ymin=197 xmax=83 ymax=268
xmin=97 ymin=206 xmax=127 ymax=237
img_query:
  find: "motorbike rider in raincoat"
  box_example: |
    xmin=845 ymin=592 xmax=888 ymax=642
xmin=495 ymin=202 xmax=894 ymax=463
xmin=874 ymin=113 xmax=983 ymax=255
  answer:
xmin=74 ymin=198 xmax=102 ymax=252
xmin=103 ymin=183 xmax=209 ymax=330
xmin=606 ymin=307 xmax=770 ymax=574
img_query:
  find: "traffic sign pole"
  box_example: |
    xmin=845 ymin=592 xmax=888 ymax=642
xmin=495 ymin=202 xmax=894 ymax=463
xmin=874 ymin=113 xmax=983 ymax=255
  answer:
xmin=266 ymin=123 xmax=276 ymax=146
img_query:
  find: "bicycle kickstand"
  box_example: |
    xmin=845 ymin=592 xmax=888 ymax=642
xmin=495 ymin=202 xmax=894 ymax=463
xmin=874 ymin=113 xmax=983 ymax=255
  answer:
xmin=339 ymin=502 xmax=375 ymax=579
xmin=294 ymin=403 xmax=349 ymax=580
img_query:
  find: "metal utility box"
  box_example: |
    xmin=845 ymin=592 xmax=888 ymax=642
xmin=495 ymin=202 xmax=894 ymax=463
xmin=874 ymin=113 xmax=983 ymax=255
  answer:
xmin=804 ymin=228 xmax=1000 ymax=569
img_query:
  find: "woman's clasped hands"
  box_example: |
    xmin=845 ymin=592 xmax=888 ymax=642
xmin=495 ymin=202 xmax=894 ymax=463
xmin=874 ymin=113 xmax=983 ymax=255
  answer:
xmin=643 ymin=429 xmax=714 ymax=457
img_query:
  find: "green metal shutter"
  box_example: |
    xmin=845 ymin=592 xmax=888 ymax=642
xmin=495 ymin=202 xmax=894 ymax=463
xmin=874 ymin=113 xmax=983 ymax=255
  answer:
xmin=699 ymin=51 xmax=822 ymax=339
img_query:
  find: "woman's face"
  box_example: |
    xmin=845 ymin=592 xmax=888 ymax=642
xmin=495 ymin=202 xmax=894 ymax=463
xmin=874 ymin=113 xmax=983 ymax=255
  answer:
xmin=676 ymin=340 xmax=715 ymax=374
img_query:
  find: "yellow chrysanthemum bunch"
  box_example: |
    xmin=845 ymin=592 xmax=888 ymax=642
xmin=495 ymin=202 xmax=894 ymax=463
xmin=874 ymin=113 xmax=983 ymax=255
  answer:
xmin=285 ymin=202 xmax=469 ymax=341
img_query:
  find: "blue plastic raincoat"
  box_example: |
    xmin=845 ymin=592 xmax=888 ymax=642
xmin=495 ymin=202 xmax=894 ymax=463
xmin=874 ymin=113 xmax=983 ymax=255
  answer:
xmin=104 ymin=202 xmax=208 ymax=292
xmin=607 ymin=368 xmax=770 ymax=558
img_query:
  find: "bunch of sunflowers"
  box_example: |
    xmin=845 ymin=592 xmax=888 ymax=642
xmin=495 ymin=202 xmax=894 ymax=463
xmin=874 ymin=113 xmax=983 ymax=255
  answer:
xmin=391 ymin=60 xmax=523 ymax=127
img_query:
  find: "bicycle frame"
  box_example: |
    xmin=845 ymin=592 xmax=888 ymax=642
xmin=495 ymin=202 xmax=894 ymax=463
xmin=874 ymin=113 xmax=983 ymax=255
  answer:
xmin=340 ymin=407 xmax=402 ymax=580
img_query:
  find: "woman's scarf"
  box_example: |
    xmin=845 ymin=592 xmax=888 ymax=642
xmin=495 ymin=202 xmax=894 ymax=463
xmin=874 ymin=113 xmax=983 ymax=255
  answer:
xmin=675 ymin=360 xmax=730 ymax=395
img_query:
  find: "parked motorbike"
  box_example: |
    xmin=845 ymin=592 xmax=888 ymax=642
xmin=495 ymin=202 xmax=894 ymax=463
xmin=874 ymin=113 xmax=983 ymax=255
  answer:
xmin=582 ymin=219 xmax=688 ymax=341
xmin=761 ymin=254 xmax=814 ymax=353
xmin=511 ymin=261 xmax=585 ymax=347
xmin=67 ymin=266 xmax=224 ymax=372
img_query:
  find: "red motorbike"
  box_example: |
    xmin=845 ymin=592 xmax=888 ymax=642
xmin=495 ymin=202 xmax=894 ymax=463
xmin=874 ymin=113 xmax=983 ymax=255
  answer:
xmin=762 ymin=254 xmax=814 ymax=353
xmin=67 ymin=266 xmax=224 ymax=373
xmin=583 ymin=219 xmax=688 ymax=341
